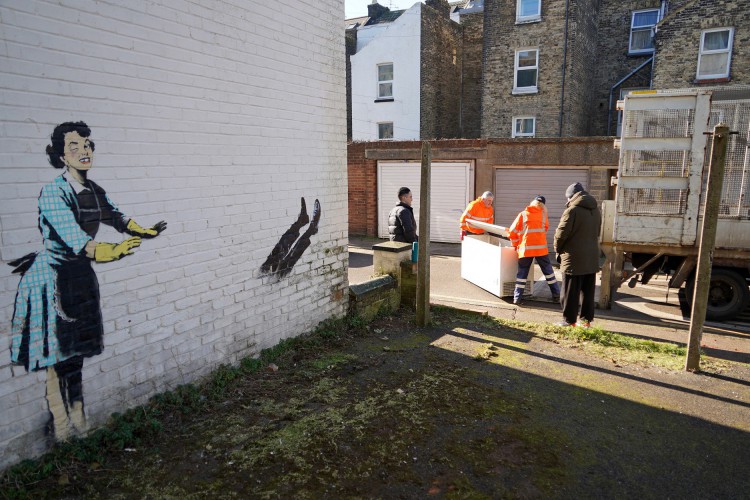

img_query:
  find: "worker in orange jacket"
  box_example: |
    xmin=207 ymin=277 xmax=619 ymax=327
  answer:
xmin=507 ymin=195 xmax=560 ymax=305
xmin=460 ymin=191 xmax=494 ymax=235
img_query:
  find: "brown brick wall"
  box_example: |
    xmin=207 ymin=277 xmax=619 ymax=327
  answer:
xmin=481 ymin=0 xmax=612 ymax=138
xmin=589 ymin=0 xmax=662 ymax=135
xmin=348 ymin=142 xmax=379 ymax=237
xmin=460 ymin=12 xmax=484 ymax=138
xmin=348 ymin=137 xmax=619 ymax=235
xmin=482 ymin=0 xmax=570 ymax=138
xmin=420 ymin=1 xmax=463 ymax=139
xmin=563 ymin=0 xmax=600 ymax=136
xmin=653 ymin=0 xmax=750 ymax=88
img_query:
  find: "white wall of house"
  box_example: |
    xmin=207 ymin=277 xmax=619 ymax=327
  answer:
xmin=0 ymin=0 xmax=347 ymax=468
xmin=351 ymin=3 xmax=421 ymax=141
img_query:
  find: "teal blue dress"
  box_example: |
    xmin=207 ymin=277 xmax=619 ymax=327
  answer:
xmin=10 ymin=173 xmax=129 ymax=371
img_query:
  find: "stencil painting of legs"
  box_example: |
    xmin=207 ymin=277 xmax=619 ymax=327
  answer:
xmin=260 ymin=198 xmax=321 ymax=279
xmin=260 ymin=198 xmax=310 ymax=274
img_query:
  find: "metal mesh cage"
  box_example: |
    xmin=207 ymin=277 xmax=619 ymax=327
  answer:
xmin=620 ymin=149 xmax=690 ymax=177
xmin=617 ymin=187 xmax=688 ymax=216
xmin=621 ymin=108 xmax=694 ymax=138
xmin=618 ymin=88 xmax=750 ymax=219
xmin=701 ymin=98 xmax=750 ymax=219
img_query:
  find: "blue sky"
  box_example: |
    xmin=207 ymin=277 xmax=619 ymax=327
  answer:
xmin=345 ymin=0 xmax=420 ymax=19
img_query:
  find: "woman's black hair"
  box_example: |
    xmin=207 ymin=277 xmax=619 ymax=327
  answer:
xmin=46 ymin=121 xmax=95 ymax=169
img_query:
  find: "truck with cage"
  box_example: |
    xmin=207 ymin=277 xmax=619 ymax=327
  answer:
xmin=599 ymin=88 xmax=750 ymax=321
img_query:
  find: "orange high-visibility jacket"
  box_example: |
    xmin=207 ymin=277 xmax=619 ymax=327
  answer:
xmin=460 ymin=197 xmax=494 ymax=234
xmin=508 ymin=204 xmax=550 ymax=257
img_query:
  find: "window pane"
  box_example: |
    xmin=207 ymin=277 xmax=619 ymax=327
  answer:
xmin=698 ymin=53 xmax=728 ymax=76
xmin=631 ymin=29 xmax=653 ymax=51
xmin=517 ymin=50 xmax=537 ymax=67
xmin=378 ymin=123 xmax=393 ymax=139
xmin=379 ymin=82 xmax=393 ymax=98
xmin=633 ymin=10 xmax=658 ymax=27
xmin=516 ymin=68 xmax=537 ymax=88
xmin=704 ymin=30 xmax=729 ymax=50
xmin=378 ymin=64 xmax=393 ymax=82
xmin=519 ymin=0 xmax=540 ymax=17
xmin=514 ymin=118 xmax=534 ymax=136
xmin=521 ymin=118 xmax=533 ymax=134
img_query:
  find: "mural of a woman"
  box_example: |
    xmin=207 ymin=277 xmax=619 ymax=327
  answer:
xmin=9 ymin=121 xmax=167 ymax=441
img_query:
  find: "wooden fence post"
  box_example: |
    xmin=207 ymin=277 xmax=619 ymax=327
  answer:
xmin=685 ymin=123 xmax=729 ymax=371
xmin=416 ymin=142 xmax=431 ymax=327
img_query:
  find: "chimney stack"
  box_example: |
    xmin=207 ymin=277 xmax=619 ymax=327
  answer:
xmin=368 ymin=0 xmax=390 ymax=20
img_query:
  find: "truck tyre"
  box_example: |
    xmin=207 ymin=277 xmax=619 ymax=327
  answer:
xmin=685 ymin=268 xmax=750 ymax=322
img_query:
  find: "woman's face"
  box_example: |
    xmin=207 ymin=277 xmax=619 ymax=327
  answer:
xmin=61 ymin=131 xmax=93 ymax=172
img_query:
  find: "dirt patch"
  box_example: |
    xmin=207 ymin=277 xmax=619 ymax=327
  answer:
xmin=4 ymin=309 xmax=750 ymax=498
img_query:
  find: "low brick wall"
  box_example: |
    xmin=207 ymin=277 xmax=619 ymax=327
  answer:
xmin=349 ymin=276 xmax=400 ymax=321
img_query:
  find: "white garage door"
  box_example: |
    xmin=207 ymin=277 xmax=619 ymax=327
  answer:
xmin=495 ymin=168 xmax=589 ymax=253
xmin=378 ymin=162 xmax=472 ymax=243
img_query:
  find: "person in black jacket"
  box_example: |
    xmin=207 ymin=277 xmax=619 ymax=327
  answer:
xmin=553 ymin=182 xmax=602 ymax=328
xmin=388 ymin=187 xmax=418 ymax=243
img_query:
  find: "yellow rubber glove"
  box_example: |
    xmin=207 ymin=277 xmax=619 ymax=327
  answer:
xmin=94 ymin=237 xmax=142 ymax=262
xmin=126 ymin=219 xmax=167 ymax=238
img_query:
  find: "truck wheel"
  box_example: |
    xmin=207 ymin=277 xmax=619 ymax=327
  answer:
xmin=685 ymin=268 xmax=750 ymax=322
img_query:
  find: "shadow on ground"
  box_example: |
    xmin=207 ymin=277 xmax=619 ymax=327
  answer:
xmin=17 ymin=309 xmax=749 ymax=498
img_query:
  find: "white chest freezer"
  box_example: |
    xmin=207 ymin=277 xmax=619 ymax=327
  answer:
xmin=460 ymin=221 xmax=533 ymax=298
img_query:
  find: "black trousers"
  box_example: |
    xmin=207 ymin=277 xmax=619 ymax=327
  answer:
xmin=561 ymin=273 xmax=596 ymax=324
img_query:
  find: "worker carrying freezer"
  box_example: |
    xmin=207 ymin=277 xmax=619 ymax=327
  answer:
xmin=507 ymin=195 xmax=560 ymax=305
xmin=460 ymin=191 xmax=494 ymax=236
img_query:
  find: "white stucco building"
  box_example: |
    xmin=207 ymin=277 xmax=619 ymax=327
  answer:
xmin=350 ymin=3 xmax=422 ymax=141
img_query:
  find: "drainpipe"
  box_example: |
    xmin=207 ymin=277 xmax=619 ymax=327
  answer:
xmin=606 ymin=57 xmax=653 ymax=136
xmin=558 ymin=0 xmax=570 ymax=137
xmin=459 ymin=37 xmax=464 ymax=136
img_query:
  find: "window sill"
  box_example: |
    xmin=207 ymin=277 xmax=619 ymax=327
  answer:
xmin=374 ymin=98 xmax=394 ymax=103
xmin=694 ymin=77 xmax=731 ymax=84
xmin=512 ymin=87 xmax=538 ymax=95
xmin=627 ymin=49 xmax=655 ymax=56
xmin=515 ymin=17 xmax=541 ymax=24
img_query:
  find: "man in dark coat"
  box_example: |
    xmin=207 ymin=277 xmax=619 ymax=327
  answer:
xmin=553 ymin=182 xmax=601 ymax=327
xmin=388 ymin=187 xmax=418 ymax=243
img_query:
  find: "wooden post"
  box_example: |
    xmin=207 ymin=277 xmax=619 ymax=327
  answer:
xmin=685 ymin=123 xmax=729 ymax=371
xmin=416 ymin=142 xmax=431 ymax=326
xmin=598 ymin=250 xmax=610 ymax=309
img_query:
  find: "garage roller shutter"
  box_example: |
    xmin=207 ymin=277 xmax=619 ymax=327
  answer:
xmin=495 ymin=168 xmax=589 ymax=253
xmin=378 ymin=162 xmax=472 ymax=243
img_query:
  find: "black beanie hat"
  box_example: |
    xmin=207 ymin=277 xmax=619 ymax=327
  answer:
xmin=534 ymin=195 xmax=546 ymax=204
xmin=565 ymin=182 xmax=584 ymax=199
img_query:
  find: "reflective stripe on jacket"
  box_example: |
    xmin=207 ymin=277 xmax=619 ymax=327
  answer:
xmin=460 ymin=197 xmax=494 ymax=234
xmin=508 ymin=204 xmax=549 ymax=258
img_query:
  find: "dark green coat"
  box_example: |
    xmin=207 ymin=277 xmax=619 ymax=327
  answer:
xmin=553 ymin=191 xmax=602 ymax=275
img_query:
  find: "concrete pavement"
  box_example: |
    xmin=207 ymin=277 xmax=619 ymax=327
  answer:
xmin=348 ymin=236 xmax=750 ymax=365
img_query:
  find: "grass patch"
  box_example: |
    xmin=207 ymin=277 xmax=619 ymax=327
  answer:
xmin=493 ymin=318 xmax=689 ymax=369
xmin=431 ymin=307 xmax=693 ymax=369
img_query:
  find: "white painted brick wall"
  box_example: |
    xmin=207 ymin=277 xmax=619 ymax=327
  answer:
xmin=0 ymin=0 xmax=347 ymax=469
